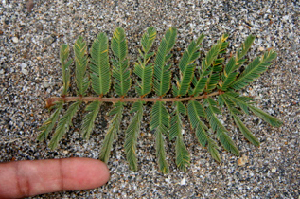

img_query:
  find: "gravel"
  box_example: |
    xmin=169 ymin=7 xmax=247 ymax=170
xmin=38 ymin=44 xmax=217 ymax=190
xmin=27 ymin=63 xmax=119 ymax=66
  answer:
xmin=0 ymin=0 xmax=299 ymax=198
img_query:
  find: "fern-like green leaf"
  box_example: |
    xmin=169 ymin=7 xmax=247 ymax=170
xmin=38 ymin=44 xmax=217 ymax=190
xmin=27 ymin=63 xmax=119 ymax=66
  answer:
xmin=112 ymin=27 xmax=131 ymax=97
xmin=48 ymin=100 xmax=81 ymax=149
xmin=74 ymin=36 xmax=89 ymax=96
xmin=141 ymin=27 xmax=157 ymax=54
xmin=38 ymin=101 xmax=63 ymax=142
xmin=150 ymin=101 xmax=169 ymax=135
xmin=234 ymin=116 xmax=260 ymax=146
xmin=230 ymin=50 xmax=277 ymax=90
xmin=60 ymin=45 xmax=72 ymax=96
xmin=191 ymin=42 xmax=221 ymax=96
xmin=205 ymin=34 xmax=228 ymax=92
xmin=205 ymin=98 xmax=239 ymax=155
xmin=187 ymin=100 xmax=205 ymax=129
xmin=217 ymin=129 xmax=239 ymax=156
xmin=237 ymin=34 xmax=256 ymax=60
xmin=249 ymin=105 xmax=283 ymax=127
xmin=153 ymin=27 xmax=177 ymax=97
xmin=175 ymin=133 xmax=190 ymax=171
xmin=224 ymin=92 xmax=282 ymax=127
xmin=99 ymin=101 xmax=123 ymax=163
xmin=124 ymin=100 xmax=143 ymax=171
xmin=155 ymin=127 xmax=169 ymax=173
xmin=187 ymin=100 xmax=211 ymax=147
xmin=220 ymin=94 xmax=259 ymax=146
xmin=134 ymin=27 xmax=156 ymax=97
xmin=169 ymin=101 xmax=185 ymax=140
xmin=39 ymin=28 xmax=282 ymax=173
xmin=207 ymin=138 xmax=221 ymax=162
xmin=174 ymin=34 xmax=204 ymax=97
xmin=169 ymin=101 xmax=189 ymax=171
xmin=81 ymin=101 xmax=101 ymax=139
xmin=90 ymin=32 xmax=111 ymax=96
xmin=150 ymin=101 xmax=169 ymax=173
xmin=220 ymin=58 xmax=238 ymax=91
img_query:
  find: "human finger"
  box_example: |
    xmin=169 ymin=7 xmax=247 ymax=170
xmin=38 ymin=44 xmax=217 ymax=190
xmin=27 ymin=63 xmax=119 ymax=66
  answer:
xmin=0 ymin=157 xmax=110 ymax=198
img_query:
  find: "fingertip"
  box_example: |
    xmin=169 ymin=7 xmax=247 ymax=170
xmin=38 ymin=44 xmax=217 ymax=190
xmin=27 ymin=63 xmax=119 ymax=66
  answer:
xmin=92 ymin=159 xmax=110 ymax=187
xmin=62 ymin=157 xmax=110 ymax=190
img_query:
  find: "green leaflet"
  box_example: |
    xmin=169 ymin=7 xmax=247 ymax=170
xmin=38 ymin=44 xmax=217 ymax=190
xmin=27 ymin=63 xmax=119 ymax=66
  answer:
xmin=134 ymin=27 xmax=156 ymax=97
xmin=249 ymin=105 xmax=283 ymax=127
xmin=234 ymin=116 xmax=260 ymax=146
xmin=99 ymin=101 xmax=123 ymax=163
xmin=153 ymin=27 xmax=177 ymax=97
xmin=220 ymin=94 xmax=259 ymax=146
xmin=187 ymin=100 xmax=205 ymax=129
xmin=175 ymin=133 xmax=190 ymax=171
xmin=150 ymin=101 xmax=170 ymax=173
xmin=60 ymin=45 xmax=72 ymax=96
xmin=150 ymin=101 xmax=169 ymax=135
xmin=230 ymin=50 xmax=277 ymax=90
xmin=205 ymin=34 xmax=228 ymax=93
xmin=205 ymin=98 xmax=239 ymax=156
xmin=221 ymin=35 xmax=256 ymax=91
xmin=38 ymin=101 xmax=63 ymax=142
xmin=124 ymin=100 xmax=143 ymax=171
xmin=90 ymin=32 xmax=111 ymax=96
xmin=187 ymin=100 xmax=210 ymax=149
xmin=170 ymin=101 xmax=190 ymax=171
xmin=207 ymin=138 xmax=221 ymax=162
xmin=224 ymin=92 xmax=282 ymax=127
xmin=48 ymin=100 xmax=81 ymax=150
xmin=191 ymin=42 xmax=221 ymax=96
xmin=74 ymin=36 xmax=89 ymax=96
xmin=174 ymin=34 xmax=204 ymax=97
xmin=155 ymin=127 xmax=169 ymax=173
xmin=112 ymin=27 xmax=131 ymax=97
xmin=237 ymin=35 xmax=256 ymax=60
xmin=81 ymin=101 xmax=101 ymax=139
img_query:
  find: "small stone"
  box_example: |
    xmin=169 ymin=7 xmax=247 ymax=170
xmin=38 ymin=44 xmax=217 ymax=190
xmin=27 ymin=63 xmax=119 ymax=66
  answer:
xmin=180 ymin=177 xmax=186 ymax=186
xmin=271 ymin=167 xmax=276 ymax=172
xmin=258 ymin=46 xmax=265 ymax=51
xmin=21 ymin=63 xmax=28 ymax=75
xmin=26 ymin=0 xmax=34 ymax=12
xmin=0 ymin=69 xmax=4 ymax=75
xmin=44 ymin=81 xmax=50 ymax=88
xmin=44 ymin=35 xmax=56 ymax=45
xmin=238 ymin=155 xmax=248 ymax=166
xmin=12 ymin=37 xmax=19 ymax=43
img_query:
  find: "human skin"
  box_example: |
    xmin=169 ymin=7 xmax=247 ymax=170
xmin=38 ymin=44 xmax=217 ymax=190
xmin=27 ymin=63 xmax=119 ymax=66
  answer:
xmin=0 ymin=157 xmax=110 ymax=198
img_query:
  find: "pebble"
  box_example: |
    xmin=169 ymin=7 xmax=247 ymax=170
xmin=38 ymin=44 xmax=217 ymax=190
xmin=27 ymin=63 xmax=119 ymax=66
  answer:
xmin=20 ymin=63 xmax=28 ymax=75
xmin=238 ymin=155 xmax=248 ymax=166
xmin=11 ymin=37 xmax=18 ymax=43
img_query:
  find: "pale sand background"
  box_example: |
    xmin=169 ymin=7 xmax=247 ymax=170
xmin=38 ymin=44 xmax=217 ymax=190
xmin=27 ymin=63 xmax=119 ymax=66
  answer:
xmin=0 ymin=0 xmax=298 ymax=198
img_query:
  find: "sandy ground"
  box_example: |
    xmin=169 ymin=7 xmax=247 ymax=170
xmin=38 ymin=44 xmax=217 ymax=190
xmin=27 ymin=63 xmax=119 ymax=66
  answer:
xmin=0 ymin=0 xmax=299 ymax=198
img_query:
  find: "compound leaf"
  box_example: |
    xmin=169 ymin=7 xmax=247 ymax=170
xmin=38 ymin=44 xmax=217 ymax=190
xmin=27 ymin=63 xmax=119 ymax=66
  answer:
xmin=90 ymin=32 xmax=111 ymax=96
xmin=38 ymin=101 xmax=63 ymax=142
xmin=60 ymin=45 xmax=72 ymax=96
xmin=48 ymin=100 xmax=81 ymax=150
xmin=124 ymin=100 xmax=143 ymax=171
xmin=230 ymin=50 xmax=277 ymax=90
xmin=81 ymin=101 xmax=101 ymax=139
xmin=112 ymin=27 xmax=131 ymax=97
xmin=74 ymin=36 xmax=89 ymax=96
xmin=153 ymin=27 xmax=177 ymax=97
xmin=99 ymin=101 xmax=123 ymax=163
